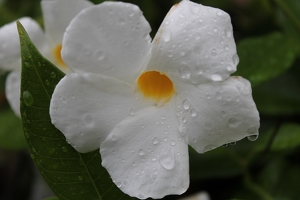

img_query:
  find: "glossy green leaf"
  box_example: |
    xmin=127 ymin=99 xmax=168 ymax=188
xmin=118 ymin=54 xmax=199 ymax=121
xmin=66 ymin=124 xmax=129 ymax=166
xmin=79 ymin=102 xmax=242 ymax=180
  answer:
xmin=17 ymin=21 xmax=133 ymax=200
xmin=0 ymin=105 xmax=26 ymax=149
xmin=235 ymin=32 xmax=299 ymax=86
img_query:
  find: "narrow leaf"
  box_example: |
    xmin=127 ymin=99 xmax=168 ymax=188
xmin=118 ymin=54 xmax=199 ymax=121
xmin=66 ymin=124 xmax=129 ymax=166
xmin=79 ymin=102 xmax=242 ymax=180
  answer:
xmin=17 ymin=21 xmax=133 ymax=200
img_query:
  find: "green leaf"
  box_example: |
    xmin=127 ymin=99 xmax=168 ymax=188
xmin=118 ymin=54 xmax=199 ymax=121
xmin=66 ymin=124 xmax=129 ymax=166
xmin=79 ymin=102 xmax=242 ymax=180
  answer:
xmin=17 ymin=21 xmax=133 ymax=200
xmin=235 ymin=32 xmax=299 ymax=86
xmin=0 ymin=105 xmax=27 ymax=149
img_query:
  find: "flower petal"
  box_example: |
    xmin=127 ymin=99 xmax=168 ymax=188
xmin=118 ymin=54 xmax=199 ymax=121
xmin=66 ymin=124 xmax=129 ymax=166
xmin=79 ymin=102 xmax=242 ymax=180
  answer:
xmin=176 ymin=76 xmax=260 ymax=153
xmin=147 ymin=0 xmax=238 ymax=84
xmin=101 ymin=103 xmax=189 ymax=199
xmin=61 ymin=2 xmax=152 ymax=84
xmin=5 ymin=70 xmax=21 ymax=116
xmin=0 ymin=17 xmax=46 ymax=71
xmin=41 ymin=0 xmax=93 ymax=46
xmin=50 ymin=73 xmax=151 ymax=153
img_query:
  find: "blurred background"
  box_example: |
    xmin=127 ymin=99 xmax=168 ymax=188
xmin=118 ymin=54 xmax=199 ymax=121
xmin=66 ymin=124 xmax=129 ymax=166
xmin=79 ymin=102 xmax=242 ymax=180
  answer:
xmin=0 ymin=0 xmax=299 ymax=199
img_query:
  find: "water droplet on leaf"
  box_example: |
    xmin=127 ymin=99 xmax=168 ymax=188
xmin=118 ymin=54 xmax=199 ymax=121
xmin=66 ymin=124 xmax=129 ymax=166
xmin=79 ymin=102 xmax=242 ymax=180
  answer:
xmin=23 ymin=91 xmax=34 ymax=106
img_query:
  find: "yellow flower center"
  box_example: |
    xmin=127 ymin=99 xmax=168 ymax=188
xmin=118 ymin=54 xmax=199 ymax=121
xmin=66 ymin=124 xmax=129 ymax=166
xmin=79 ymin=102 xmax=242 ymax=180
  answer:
xmin=53 ymin=44 xmax=67 ymax=68
xmin=137 ymin=71 xmax=175 ymax=104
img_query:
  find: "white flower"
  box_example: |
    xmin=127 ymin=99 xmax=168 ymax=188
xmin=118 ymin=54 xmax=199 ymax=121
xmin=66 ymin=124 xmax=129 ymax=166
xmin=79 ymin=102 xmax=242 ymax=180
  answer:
xmin=50 ymin=0 xmax=260 ymax=199
xmin=0 ymin=0 xmax=92 ymax=116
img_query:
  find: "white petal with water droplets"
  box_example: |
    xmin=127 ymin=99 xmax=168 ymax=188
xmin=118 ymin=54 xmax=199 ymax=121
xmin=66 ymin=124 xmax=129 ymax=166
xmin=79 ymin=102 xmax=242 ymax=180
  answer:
xmin=41 ymin=0 xmax=93 ymax=47
xmin=5 ymin=70 xmax=21 ymax=116
xmin=176 ymin=76 xmax=260 ymax=153
xmin=146 ymin=0 xmax=238 ymax=84
xmin=101 ymin=103 xmax=189 ymax=199
xmin=0 ymin=17 xmax=46 ymax=71
xmin=50 ymin=73 xmax=151 ymax=153
xmin=62 ymin=2 xmax=152 ymax=84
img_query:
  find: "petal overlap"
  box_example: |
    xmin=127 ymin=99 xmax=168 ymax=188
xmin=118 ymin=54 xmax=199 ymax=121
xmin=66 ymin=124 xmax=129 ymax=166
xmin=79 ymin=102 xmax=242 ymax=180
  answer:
xmin=101 ymin=103 xmax=189 ymax=199
xmin=50 ymin=73 xmax=152 ymax=153
xmin=61 ymin=2 xmax=152 ymax=84
xmin=146 ymin=0 xmax=238 ymax=85
xmin=0 ymin=17 xmax=46 ymax=71
xmin=175 ymin=76 xmax=260 ymax=153
xmin=41 ymin=0 xmax=93 ymax=47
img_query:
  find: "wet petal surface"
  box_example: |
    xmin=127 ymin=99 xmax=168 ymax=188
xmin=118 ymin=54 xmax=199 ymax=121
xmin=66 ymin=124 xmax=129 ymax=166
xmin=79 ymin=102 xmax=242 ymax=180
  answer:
xmin=101 ymin=103 xmax=189 ymax=199
xmin=62 ymin=2 xmax=152 ymax=84
xmin=175 ymin=76 xmax=260 ymax=153
xmin=50 ymin=73 xmax=151 ymax=153
xmin=147 ymin=0 xmax=238 ymax=84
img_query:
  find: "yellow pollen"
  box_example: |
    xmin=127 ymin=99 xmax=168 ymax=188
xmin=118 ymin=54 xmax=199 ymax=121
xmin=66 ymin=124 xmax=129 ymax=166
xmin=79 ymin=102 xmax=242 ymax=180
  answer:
xmin=137 ymin=71 xmax=174 ymax=103
xmin=53 ymin=44 xmax=67 ymax=68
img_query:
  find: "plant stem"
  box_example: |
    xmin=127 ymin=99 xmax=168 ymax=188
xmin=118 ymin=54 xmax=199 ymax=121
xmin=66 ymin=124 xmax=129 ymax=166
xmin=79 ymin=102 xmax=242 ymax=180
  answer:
xmin=273 ymin=0 xmax=300 ymax=34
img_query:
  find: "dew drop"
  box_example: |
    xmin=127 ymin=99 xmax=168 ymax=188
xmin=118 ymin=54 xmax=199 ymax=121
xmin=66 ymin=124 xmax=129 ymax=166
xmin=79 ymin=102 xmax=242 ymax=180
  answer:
xmin=216 ymin=10 xmax=223 ymax=16
xmin=178 ymin=66 xmax=191 ymax=79
xmin=211 ymin=74 xmax=222 ymax=81
xmin=182 ymin=99 xmax=191 ymax=110
xmin=50 ymin=72 xmax=56 ymax=78
xmin=96 ymin=50 xmax=105 ymax=61
xmin=248 ymin=134 xmax=258 ymax=141
xmin=230 ymin=141 xmax=236 ymax=146
xmin=153 ymin=137 xmax=159 ymax=145
xmin=23 ymin=91 xmax=34 ymax=106
xmin=84 ymin=114 xmax=94 ymax=124
xmin=190 ymin=109 xmax=197 ymax=117
xmin=247 ymin=127 xmax=258 ymax=135
xmin=224 ymin=45 xmax=229 ymax=51
xmin=122 ymin=179 xmax=129 ymax=186
xmin=211 ymin=48 xmax=217 ymax=56
xmin=226 ymin=64 xmax=233 ymax=71
xmin=232 ymin=54 xmax=239 ymax=65
xmin=171 ymin=140 xmax=176 ymax=146
xmin=129 ymin=108 xmax=135 ymax=115
xmin=139 ymin=149 xmax=145 ymax=156
xmin=162 ymin=30 xmax=171 ymax=42
xmin=78 ymin=176 xmax=83 ymax=181
xmin=45 ymin=79 xmax=50 ymax=85
xmin=61 ymin=146 xmax=68 ymax=152
xmin=225 ymin=28 xmax=232 ymax=38
xmin=159 ymin=155 xmax=175 ymax=170
xmin=228 ymin=117 xmax=239 ymax=128
xmin=111 ymin=135 xmax=118 ymax=141
xmin=24 ymin=62 xmax=30 ymax=68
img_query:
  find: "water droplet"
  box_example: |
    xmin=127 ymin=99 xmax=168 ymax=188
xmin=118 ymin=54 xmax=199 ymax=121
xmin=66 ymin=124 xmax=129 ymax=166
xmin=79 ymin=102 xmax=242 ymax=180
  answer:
xmin=225 ymin=28 xmax=232 ymax=38
xmin=24 ymin=62 xmax=30 ymax=68
xmin=30 ymin=154 xmax=35 ymax=159
xmin=171 ymin=140 xmax=176 ymax=146
xmin=159 ymin=155 xmax=175 ymax=170
xmin=211 ymin=74 xmax=222 ymax=81
xmin=139 ymin=149 xmax=145 ymax=156
xmin=162 ymin=30 xmax=171 ymax=42
xmin=111 ymin=135 xmax=117 ymax=141
xmin=84 ymin=114 xmax=94 ymax=124
xmin=78 ymin=176 xmax=83 ymax=181
xmin=178 ymin=66 xmax=191 ymax=79
xmin=232 ymin=54 xmax=239 ymax=65
xmin=50 ymin=72 xmax=56 ymax=78
xmin=190 ymin=109 xmax=197 ymax=117
xmin=226 ymin=64 xmax=233 ymax=71
xmin=45 ymin=79 xmax=50 ymax=85
xmin=248 ymin=134 xmax=258 ymax=141
xmin=61 ymin=146 xmax=68 ymax=152
xmin=116 ymin=182 xmax=122 ymax=188
xmin=182 ymin=117 xmax=187 ymax=123
xmin=224 ymin=45 xmax=229 ymax=51
xmin=230 ymin=141 xmax=236 ymax=145
xmin=23 ymin=91 xmax=34 ymax=106
xmin=122 ymin=179 xmax=129 ymax=186
xmin=96 ymin=50 xmax=105 ymax=61
xmin=153 ymin=137 xmax=159 ymax=145
xmin=211 ymin=48 xmax=217 ymax=56
xmin=213 ymin=27 xmax=218 ymax=33
xmin=216 ymin=10 xmax=224 ymax=16
xmin=228 ymin=117 xmax=239 ymax=128
xmin=25 ymin=132 xmax=30 ymax=139
xmin=129 ymin=108 xmax=135 ymax=115
xmin=182 ymin=99 xmax=191 ymax=110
